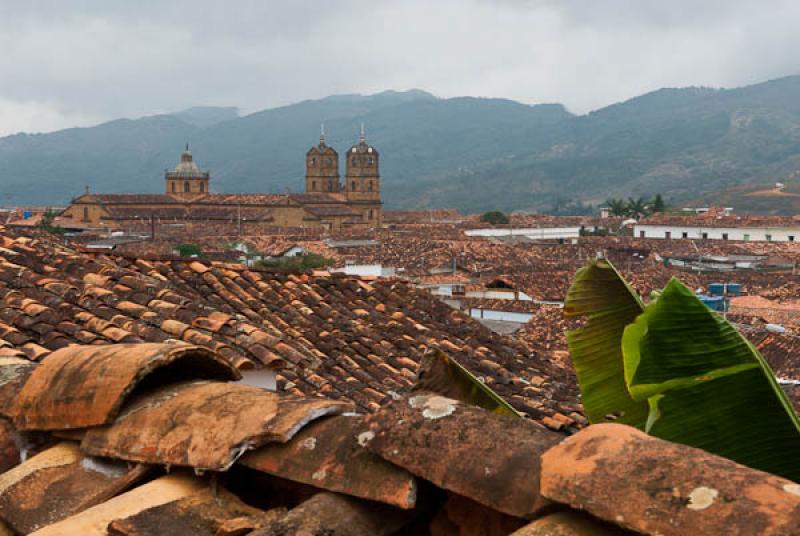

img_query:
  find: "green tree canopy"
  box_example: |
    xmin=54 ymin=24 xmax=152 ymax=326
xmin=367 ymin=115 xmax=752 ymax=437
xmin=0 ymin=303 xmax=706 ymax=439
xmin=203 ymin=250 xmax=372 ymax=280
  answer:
xmin=480 ymin=211 xmax=510 ymax=225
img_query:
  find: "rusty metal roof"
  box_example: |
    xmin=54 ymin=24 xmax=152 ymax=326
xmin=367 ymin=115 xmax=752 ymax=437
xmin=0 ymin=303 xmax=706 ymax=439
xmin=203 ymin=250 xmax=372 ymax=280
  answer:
xmin=9 ymin=343 xmax=240 ymax=431
xmin=81 ymin=381 xmax=354 ymax=471
xmin=241 ymin=414 xmax=417 ymax=509
xmin=364 ymin=393 xmax=562 ymax=519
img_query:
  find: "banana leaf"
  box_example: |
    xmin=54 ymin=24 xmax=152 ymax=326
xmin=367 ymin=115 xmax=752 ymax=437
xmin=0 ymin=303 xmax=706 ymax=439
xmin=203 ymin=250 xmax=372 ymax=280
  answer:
xmin=623 ymin=278 xmax=800 ymax=481
xmin=564 ymin=259 xmax=649 ymax=426
xmin=413 ymin=348 xmax=521 ymax=418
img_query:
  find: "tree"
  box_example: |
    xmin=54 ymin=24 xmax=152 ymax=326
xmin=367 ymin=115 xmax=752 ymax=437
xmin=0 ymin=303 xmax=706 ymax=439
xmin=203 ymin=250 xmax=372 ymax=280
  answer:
xmin=36 ymin=209 xmax=66 ymax=236
xmin=479 ymin=211 xmax=509 ymax=225
xmin=564 ymin=258 xmax=800 ymax=481
xmin=626 ymin=197 xmax=649 ymax=219
xmin=651 ymin=193 xmax=666 ymax=213
xmin=175 ymin=243 xmax=202 ymax=257
xmin=605 ymin=198 xmax=628 ymax=217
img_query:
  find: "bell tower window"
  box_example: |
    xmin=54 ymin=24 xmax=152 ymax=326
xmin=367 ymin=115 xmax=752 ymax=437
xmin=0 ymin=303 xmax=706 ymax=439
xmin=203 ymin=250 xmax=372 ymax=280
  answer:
xmin=184 ymin=182 xmax=190 ymax=193
xmin=199 ymin=182 xmax=205 ymax=193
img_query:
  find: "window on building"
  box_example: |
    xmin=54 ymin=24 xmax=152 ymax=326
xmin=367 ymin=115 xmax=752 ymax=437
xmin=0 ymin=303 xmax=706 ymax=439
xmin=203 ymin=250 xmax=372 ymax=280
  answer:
xmin=766 ymin=234 xmax=773 ymax=241
xmin=310 ymin=158 xmax=316 ymax=165
xmin=722 ymin=233 xmax=728 ymax=240
xmin=639 ymin=230 xmax=645 ymax=238
xmin=682 ymin=232 xmax=688 ymax=239
xmin=665 ymin=231 xmax=671 ymax=239
xmin=83 ymin=207 xmax=89 ymax=221
xmin=171 ymin=182 xmax=176 ymax=193
xmin=351 ymin=181 xmax=356 ymax=191
xmin=702 ymin=232 xmax=708 ymax=239
xmin=352 ymin=157 xmax=357 ymax=165
xmin=369 ymin=209 xmax=374 ymax=219
xmin=312 ymin=180 xmax=316 ymax=190
xmin=328 ymin=181 xmax=333 ymax=191
xmin=743 ymin=234 xmax=750 ymax=241
xmin=790 ymin=236 xmax=795 ymax=242
xmin=368 ymin=157 xmax=374 ymax=165
xmin=199 ymin=182 xmax=205 ymax=193
xmin=184 ymin=182 xmax=190 ymax=193
xmin=367 ymin=181 xmax=373 ymax=192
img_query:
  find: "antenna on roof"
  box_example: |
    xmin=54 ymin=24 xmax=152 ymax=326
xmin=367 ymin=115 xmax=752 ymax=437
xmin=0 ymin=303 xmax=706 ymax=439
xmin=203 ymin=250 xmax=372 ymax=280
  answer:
xmin=185 ymin=143 xmax=189 ymax=151
xmin=320 ymin=122 xmax=325 ymax=144
xmin=359 ymin=122 xmax=365 ymax=143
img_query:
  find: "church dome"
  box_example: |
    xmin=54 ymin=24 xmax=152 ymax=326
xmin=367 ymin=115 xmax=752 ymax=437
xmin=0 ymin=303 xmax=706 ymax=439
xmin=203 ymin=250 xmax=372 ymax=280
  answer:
xmin=167 ymin=146 xmax=209 ymax=178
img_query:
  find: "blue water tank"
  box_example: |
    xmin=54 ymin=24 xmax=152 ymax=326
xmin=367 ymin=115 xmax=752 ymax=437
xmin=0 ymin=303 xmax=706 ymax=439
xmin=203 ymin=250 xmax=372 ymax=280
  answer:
xmin=726 ymin=283 xmax=741 ymax=296
xmin=708 ymin=283 xmax=724 ymax=296
xmin=697 ymin=294 xmax=725 ymax=311
xmin=22 ymin=210 xmax=31 ymax=219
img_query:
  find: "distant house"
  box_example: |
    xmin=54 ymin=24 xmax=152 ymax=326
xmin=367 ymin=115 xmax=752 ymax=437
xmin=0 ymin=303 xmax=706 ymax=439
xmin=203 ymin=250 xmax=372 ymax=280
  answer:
xmin=635 ymin=214 xmax=800 ymax=242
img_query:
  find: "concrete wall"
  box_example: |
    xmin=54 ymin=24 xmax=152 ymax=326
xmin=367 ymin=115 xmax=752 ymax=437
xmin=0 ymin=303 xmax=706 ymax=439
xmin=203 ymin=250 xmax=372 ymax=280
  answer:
xmin=464 ymin=227 xmax=581 ymax=239
xmin=469 ymin=308 xmax=533 ymax=323
xmin=634 ymin=224 xmax=800 ymax=242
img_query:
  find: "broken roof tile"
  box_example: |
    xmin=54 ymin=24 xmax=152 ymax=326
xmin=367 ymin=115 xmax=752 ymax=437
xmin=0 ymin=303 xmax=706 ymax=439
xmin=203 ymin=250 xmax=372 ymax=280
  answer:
xmin=242 ymin=414 xmax=417 ymax=509
xmin=106 ymin=487 xmax=276 ymax=536
xmin=10 ymin=343 xmax=240 ymax=430
xmin=29 ymin=473 xmax=204 ymax=536
xmin=81 ymin=381 xmax=354 ymax=471
xmin=365 ymin=393 xmax=563 ymax=518
xmin=250 ymin=492 xmax=416 ymax=536
xmin=0 ymin=442 xmax=150 ymax=534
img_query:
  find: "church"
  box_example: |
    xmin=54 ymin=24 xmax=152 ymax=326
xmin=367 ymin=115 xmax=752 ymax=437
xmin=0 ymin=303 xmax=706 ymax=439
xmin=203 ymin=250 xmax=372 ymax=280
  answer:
xmin=62 ymin=128 xmax=383 ymax=231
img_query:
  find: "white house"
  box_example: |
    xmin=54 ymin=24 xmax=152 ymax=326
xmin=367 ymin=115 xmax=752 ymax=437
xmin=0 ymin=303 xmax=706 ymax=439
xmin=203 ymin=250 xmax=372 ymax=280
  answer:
xmin=634 ymin=223 xmax=800 ymax=242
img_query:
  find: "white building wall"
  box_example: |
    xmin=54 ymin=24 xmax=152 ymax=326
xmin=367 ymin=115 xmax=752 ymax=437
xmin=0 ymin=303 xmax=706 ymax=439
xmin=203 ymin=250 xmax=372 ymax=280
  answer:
xmin=334 ymin=264 xmax=396 ymax=277
xmin=465 ymin=290 xmax=533 ymax=301
xmin=238 ymin=369 xmax=277 ymax=391
xmin=634 ymin=224 xmax=800 ymax=242
xmin=469 ymin=308 xmax=533 ymax=323
xmin=464 ymin=227 xmax=581 ymax=239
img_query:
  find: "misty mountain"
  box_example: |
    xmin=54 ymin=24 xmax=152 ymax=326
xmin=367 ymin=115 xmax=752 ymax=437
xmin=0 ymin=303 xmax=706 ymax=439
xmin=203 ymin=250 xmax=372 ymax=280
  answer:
xmin=2 ymin=77 xmax=800 ymax=213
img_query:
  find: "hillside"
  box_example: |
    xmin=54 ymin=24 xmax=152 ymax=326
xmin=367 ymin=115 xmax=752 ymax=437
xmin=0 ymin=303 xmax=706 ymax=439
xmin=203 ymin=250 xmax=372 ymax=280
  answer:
xmin=3 ymin=77 xmax=800 ymax=213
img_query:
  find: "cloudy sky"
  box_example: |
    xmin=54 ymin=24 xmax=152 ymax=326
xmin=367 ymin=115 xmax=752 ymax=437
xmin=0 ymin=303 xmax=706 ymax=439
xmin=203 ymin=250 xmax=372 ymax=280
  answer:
xmin=0 ymin=0 xmax=799 ymax=136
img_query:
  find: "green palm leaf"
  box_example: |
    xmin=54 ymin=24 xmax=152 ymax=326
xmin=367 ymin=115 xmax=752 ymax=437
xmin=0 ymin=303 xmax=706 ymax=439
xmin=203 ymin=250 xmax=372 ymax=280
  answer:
xmin=564 ymin=259 xmax=649 ymax=426
xmin=623 ymin=278 xmax=800 ymax=481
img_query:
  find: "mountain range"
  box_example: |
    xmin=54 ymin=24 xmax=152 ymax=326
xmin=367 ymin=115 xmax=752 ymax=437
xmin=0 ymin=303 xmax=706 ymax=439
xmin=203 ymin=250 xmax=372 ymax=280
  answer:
xmin=3 ymin=76 xmax=800 ymax=213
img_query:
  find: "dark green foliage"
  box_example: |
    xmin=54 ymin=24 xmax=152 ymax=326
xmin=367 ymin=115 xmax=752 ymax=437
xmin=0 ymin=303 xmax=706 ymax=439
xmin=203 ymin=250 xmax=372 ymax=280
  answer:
xmin=255 ymin=253 xmax=333 ymax=273
xmin=651 ymin=193 xmax=666 ymax=213
xmin=479 ymin=211 xmax=509 ymax=225
xmin=175 ymin=243 xmax=202 ymax=257
xmin=36 ymin=209 xmax=66 ymax=236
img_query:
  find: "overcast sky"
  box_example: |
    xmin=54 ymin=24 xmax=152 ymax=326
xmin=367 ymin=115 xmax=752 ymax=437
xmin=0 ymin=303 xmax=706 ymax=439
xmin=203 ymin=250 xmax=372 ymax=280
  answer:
xmin=1 ymin=0 xmax=799 ymax=136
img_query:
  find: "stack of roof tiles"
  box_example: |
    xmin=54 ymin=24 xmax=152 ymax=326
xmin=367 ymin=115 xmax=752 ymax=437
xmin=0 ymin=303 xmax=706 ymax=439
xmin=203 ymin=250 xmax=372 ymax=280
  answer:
xmin=1 ymin=342 xmax=798 ymax=535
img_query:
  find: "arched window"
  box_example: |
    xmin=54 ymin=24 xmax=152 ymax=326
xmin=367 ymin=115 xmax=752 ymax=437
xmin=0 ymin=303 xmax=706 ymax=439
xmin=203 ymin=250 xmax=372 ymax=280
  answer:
xmin=369 ymin=209 xmax=374 ymax=219
xmin=310 ymin=157 xmax=316 ymax=165
xmin=312 ymin=180 xmax=317 ymax=190
xmin=368 ymin=157 xmax=374 ymax=165
xmin=171 ymin=182 xmax=176 ymax=193
xmin=351 ymin=181 xmax=356 ymax=191
xmin=184 ymin=182 xmax=190 ymax=193
xmin=352 ymin=157 xmax=357 ymax=165
xmin=83 ymin=207 xmax=89 ymax=221
xmin=199 ymin=182 xmax=205 ymax=193
xmin=367 ymin=181 xmax=373 ymax=192
xmin=328 ymin=181 xmax=333 ymax=192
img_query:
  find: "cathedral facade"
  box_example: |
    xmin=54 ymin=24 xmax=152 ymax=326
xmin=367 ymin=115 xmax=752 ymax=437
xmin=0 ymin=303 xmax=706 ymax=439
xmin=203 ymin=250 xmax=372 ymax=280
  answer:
xmin=62 ymin=130 xmax=382 ymax=231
